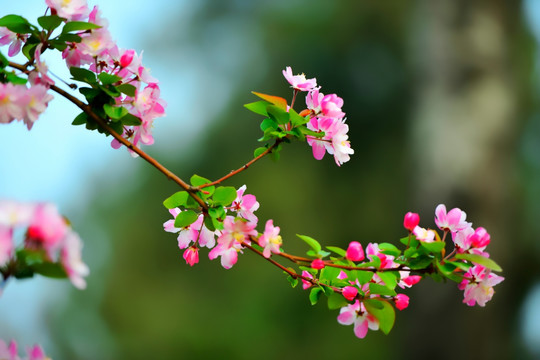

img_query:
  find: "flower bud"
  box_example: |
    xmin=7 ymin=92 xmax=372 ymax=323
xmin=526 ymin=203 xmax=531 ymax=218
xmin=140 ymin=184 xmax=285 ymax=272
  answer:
xmin=311 ymin=258 xmax=325 ymax=269
xmin=345 ymin=241 xmax=365 ymax=262
xmin=403 ymin=212 xmax=420 ymax=232
xmin=342 ymin=286 xmax=358 ymax=301
xmin=120 ymin=49 xmax=135 ymax=67
xmin=395 ymin=294 xmax=410 ymax=310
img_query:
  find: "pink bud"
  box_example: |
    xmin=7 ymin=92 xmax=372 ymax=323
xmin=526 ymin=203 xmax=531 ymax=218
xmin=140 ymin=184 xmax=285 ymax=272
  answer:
xmin=301 ymin=270 xmax=313 ymax=290
xmin=183 ymin=246 xmax=199 ymax=266
xmin=403 ymin=212 xmax=420 ymax=232
xmin=311 ymin=258 xmax=325 ymax=269
xmin=395 ymin=294 xmax=410 ymax=310
xmin=120 ymin=49 xmax=135 ymax=67
xmin=342 ymin=286 xmax=358 ymax=301
xmin=346 ymin=241 xmax=365 ymax=262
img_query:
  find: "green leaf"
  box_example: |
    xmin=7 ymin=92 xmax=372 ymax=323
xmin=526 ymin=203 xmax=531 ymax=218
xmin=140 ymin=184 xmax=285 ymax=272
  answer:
xmin=252 ymin=91 xmax=288 ymax=110
xmin=56 ymin=33 xmax=82 ymax=43
xmin=296 ymin=234 xmax=322 ymax=254
xmin=378 ymin=243 xmax=401 ymax=257
xmin=213 ymin=186 xmax=237 ymax=206
xmin=70 ymin=67 xmax=96 ymax=84
xmin=266 ymin=105 xmax=290 ymax=125
xmin=117 ymin=83 xmax=136 ymax=97
xmin=253 ymin=146 xmax=267 ymax=158
xmin=62 ymin=21 xmax=101 ymax=34
xmin=37 ymin=15 xmax=65 ymax=31
xmin=204 ymin=215 xmax=216 ymax=232
xmin=299 ymin=126 xmax=325 ymax=138
xmin=98 ymin=72 xmax=122 ymax=85
xmin=260 ymin=118 xmax=278 ymax=132
xmin=244 ymin=100 xmax=269 ymax=116
xmin=71 ymin=112 xmax=88 ymax=126
xmin=364 ymin=299 xmax=395 ymax=335
xmin=208 ymin=206 xmax=226 ymax=223
xmin=327 ymin=292 xmax=349 ymax=310
xmin=408 ymin=256 xmax=433 ymax=270
xmin=119 ymin=113 xmax=142 ymax=126
xmin=22 ymin=42 xmax=38 ymax=61
xmin=420 ymin=241 xmax=445 ymax=253
xmin=174 ymin=210 xmax=198 ymax=228
xmin=0 ymin=52 xmax=8 ymax=69
xmin=47 ymin=39 xmax=68 ymax=51
xmin=289 ymin=108 xmax=309 ymax=127
xmin=5 ymin=72 xmax=27 ymax=85
xmin=454 ymin=253 xmax=502 ymax=272
xmin=352 ymin=269 xmax=374 ymax=285
xmin=368 ymin=283 xmax=397 ymax=297
xmin=436 ymin=261 xmax=463 ymax=282
xmin=163 ymin=191 xmax=189 ymax=209
xmin=287 ymin=275 xmax=299 ymax=288
xmin=0 ymin=15 xmax=33 ymax=33
xmin=326 ymin=246 xmax=346 ymax=257
xmin=377 ymin=271 xmax=398 ymax=289
xmin=190 ymin=174 xmax=211 ymax=187
xmin=32 ymin=262 xmax=67 ymax=278
xmin=319 ymin=266 xmax=341 ymax=285
xmin=103 ymin=104 xmax=128 ymax=120
xmin=98 ymin=84 xmax=121 ymax=98
xmin=309 ymin=287 xmax=323 ymax=305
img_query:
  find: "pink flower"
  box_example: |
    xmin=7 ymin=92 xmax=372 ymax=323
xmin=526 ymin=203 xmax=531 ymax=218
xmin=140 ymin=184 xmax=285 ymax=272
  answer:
xmin=398 ymin=271 xmax=421 ymax=289
xmin=306 ymin=117 xmax=353 ymax=166
xmin=46 ymin=0 xmax=89 ymax=21
xmin=183 ymin=246 xmax=199 ymax=266
xmin=366 ymin=243 xmax=397 ymax=269
xmin=412 ymin=226 xmax=436 ymax=243
xmin=0 ymin=226 xmax=14 ymax=267
xmin=0 ymin=27 xmax=27 ymax=57
xmin=171 ymin=214 xmax=216 ymax=250
xmin=458 ymin=265 xmax=504 ymax=307
xmin=342 ymin=286 xmax=358 ymax=301
xmin=282 ymin=66 xmax=317 ymax=92
xmin=26 ymin=344 xmax=47 ymax=360
xmin=120 ymin=49 xmax=135 ymax=67
xmin=337 ymin=271 xmax=348 ymax=280
xmin=320 ymin=94 xmax=345 ymax=119
xmin=301 ymin=270 xmax=313 ymax=290
xmin=0 ymin=200 xmax=34 ymax=227
xmin=394 ymin=294 xmax=409 ymax=310
xmin=0 ymin=339 xmax=18 ymax=360
xmin=19 ymin=85 xmax=54 ymax=130
xmin=208 ymin=217 xmax=257 ymax=269
xmin=311 ymin=258 xmax=325 ymax=270
xmin=403 ymin=212 xmax=420 ymax=232
xmin=258 ymin=220 xmax=282 ymax=258
xmin=0 ymin=83 xmax=25 ymax=124
xmin=434 ymin=204 xmax=471 ymax=233
xmin=346 ymin=241 xmax=365 ymax=262
xmin=231 ymin=185 xmax=259 ymax=223
xmin=60 ymin=230 xmax=90 ymax=289
xmin=29 ymin=45 xmax=55 ymax=87
xmin=337 ymin=300 xmax=379 ymax=339
xmin=26 ymin=203 xmax=68 ymax=258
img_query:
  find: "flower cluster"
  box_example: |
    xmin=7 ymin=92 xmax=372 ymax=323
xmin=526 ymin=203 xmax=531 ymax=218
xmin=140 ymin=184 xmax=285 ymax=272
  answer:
xmin=0 ymin=82 xmax=53 ymax=130
xmin=0 ymin=338 xmax=49 ymax=360
xmin=0 ymin=200 xmax=89 ymax=290
xmin=283 ymin=66 xmax=354 ymax=166
xmin=164 ymin=185 xmax=282 ymax=269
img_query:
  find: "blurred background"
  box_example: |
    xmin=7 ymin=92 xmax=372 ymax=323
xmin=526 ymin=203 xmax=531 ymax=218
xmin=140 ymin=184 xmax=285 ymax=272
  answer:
xmin=1 ymin=0 xmax=539 ymax=359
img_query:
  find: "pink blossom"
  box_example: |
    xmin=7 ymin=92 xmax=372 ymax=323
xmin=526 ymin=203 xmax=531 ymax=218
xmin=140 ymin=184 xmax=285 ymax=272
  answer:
xmin=0 ymin=27 xmax=27 ymax=57
xmin=301 ymin=270 xmax=313 ymax=290
xmin=26 ymin=203 xmax=68 ymax=258
xmin=19 ymin=85 xmax=54 ymax=130
xmin=163 ymin=208 xmax=181 ymax=233
xmin=165 ymin=212 xmax=216 ymax=250
xmin=29 ymin=45 xmax=54 ymax=87
xmin=60 ymin=230 xmax=90 ymax=289
xmin=120 ymin=49 xmax=135 ymax=67
xmin=394 ymin=294 xmax=409 ymax=310
xmin=46 ymin=0 xmax=89 ymax=21
xmin=328 ymin=120 xmax=354 ymax=166
xmin=346 ymin=241 xmax=365 ymax=262
xmin=208 ymin=217 xmax=257 ymax=269
xmin=306 ymin=117 xmax=353 ymax=166
xmin=434 ymin=204 xmax=471 ymax=233
xmin=412 ymin=226 xmax=435 ymax=243
xmin=0 ymin=226 xmax=14 ymax=267
xmin=311 ymin=258 xmax=325 ymax=270
xmin=231 ymin=185 xmax=259 ymax=223
xmin=183 ymin=246 xmax=199 ymax=266
xmin=305 ymin=89 xmax=323 ymax=114
xmin=403 ymin=212 xmax=420 ymax=232
xmin=258 ymin=220 xmax=282 ymax=258
xmin=25 ymin=344 xmax=47 ymax=360
xmin=337 ymin=300 xmax=379 ymax=339
xmin=0 ymin=339 xmax=18 ymax=360
xmin=320 ymin=94 xmax=345 ymax=119
xmin=458 ymin=265 xmax=504 ymax=307
xmin=0 ymin=200 xmax=34 ymax=227
xmin=366 ymin=243 xmax=397 ymax=269
xmin=282 ymin=66 xmax=317 ymax=92
xmin=342 ymin=286 xmax=358 ymax=301
xmin=398 ymin=271 xmax=421 ymax=289
xmin=0 ymin=83 xmax=25 ymax=124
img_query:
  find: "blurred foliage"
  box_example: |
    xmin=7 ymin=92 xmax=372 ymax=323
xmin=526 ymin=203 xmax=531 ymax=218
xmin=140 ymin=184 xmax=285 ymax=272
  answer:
xmin=47 ymin=0 xmax=540 ymax=359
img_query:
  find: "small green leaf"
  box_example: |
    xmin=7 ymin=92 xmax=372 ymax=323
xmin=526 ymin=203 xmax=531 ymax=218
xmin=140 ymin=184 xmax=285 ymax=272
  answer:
xmin=309 ymin=287 xmax=323 ymax=305
xmin=289 ymin=108 xmax=309 ymax=127
xmin=37 ymin=15 xmax=65 ymax=31
xmin=56 ymin=33 xmax=82 ymax=43
xmin=368 ymin=283 xmax=397 ymax=297
xmin=266 ymin=105 xmax=290 ymax=125
xmin=454 ymin=253 xmax=502 ymax=272
xmin=296 ymin=234 xmax=322 ymax=254
xmin=260 ymin=118 xmax=278 ymax=132
xmin=244 ymin=100 xmax=270 ymax=116
xmin=326 ymin=246 xmax=347 ymax=257
xmin=71 ymin=112 xmax=88 ymax=126
xmin=320 ymin=266 xmax=341 ymax=284
xmin=364 ymin=299 xmax=395 ymax=335
xmin=32 ymin=262 xmax=67 ymax=278
xmin=0 ymin=14 xmax=33 ymax=33
xmin=253 ymin=146 xmax=267 ymax=158
xmin=117 ymin=83 xmax=136 ymax=97
xmin=327 ymin=292 xmax=349 ymax=310
xmin=70 ymin=67 xmax=96 ymax=84
xmin=98 ymin=72 xmax=122 ymax=85
xmin=98 ymin=84 xmax=121 ymax=98
xmin=119 ymin=113 xmax=142 ymax=126
xmin=163 ymin=191 xmax=189 ymax=209
xmin=378 ymin=243 xmax=401 ymax=257
xmin=377 ymin=271 xmax=398 ymax=289
xmin=190 ymin=174 xmax=211 ymax=187
xmin=208 ymin=206 xmax=226 ymax=223
xmin=62 ymin=21 xmax=101 ymax=34
xmin=204 ymin=215 xmax=216 ymax=232
xmin=213 ymin=186 xmax=237 ymax=206
xmin=0 ymin=52 xmax=8 ymax=69
xmin=103 ymin=104 xmax=128 ymax=120
xmin=174 ymin=210 xmax=198 ymax=228
xmin=287 ymin=275 xmax=299 ymax=288
xmin=436 ymin=261 xmax=463 ymax=282
xmin=252 ymin=92 xmax=288 ymax=110
xmin=299 ymin=126 xmax=325 ymax=138
xmin=5 ymin=72 xmax=27 ymax=85
xmin=420 ymin=241 xmax=445 ymax=253
xmin=408 ymin=256 xmax=433 ymax=270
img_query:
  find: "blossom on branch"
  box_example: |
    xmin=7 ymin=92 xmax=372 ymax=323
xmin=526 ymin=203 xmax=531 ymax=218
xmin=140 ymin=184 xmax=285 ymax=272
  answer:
xmin=282 ymin=66 xmax=317 ymax=92
xmin=258 ymin=219 xmax=282 ymax=258
xmin=337 ymin=300 xmax=379 ymax=339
